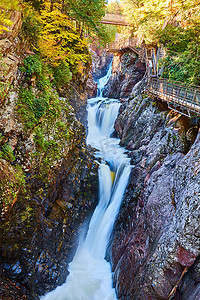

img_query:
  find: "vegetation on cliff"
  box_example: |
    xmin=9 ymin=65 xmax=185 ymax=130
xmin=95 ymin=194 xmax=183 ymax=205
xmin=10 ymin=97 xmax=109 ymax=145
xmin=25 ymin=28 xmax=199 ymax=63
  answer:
xmin=115 ymin=0 xmax=200 ymax=85
xmin=0 ymin=0 xmax=109 ymax=201
xmin=0 ymin=0 xmax=19 ymax=33
xmin=0 ymin=1 xmax=101 ymax=297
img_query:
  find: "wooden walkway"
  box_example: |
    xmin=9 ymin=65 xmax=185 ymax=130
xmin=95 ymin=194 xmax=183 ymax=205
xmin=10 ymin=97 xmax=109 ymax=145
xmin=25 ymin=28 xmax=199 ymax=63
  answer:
xmin=106 ymin=36 xmax=200 ymax=117
xmin=101 ymin=13 xmax=128 ymax=26
xmin=106 ymin=37 xmax=146 ymax=62
xmin=148 ymin=77 xmax=200 ymax=116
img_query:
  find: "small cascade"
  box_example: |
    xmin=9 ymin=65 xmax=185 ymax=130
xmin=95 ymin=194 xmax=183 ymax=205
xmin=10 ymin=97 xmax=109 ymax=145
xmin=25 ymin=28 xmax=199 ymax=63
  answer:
xmin=97 ymin=61 xmax=112 ymax=97
xmin=41 ymin=60 xmax=131 ymax=300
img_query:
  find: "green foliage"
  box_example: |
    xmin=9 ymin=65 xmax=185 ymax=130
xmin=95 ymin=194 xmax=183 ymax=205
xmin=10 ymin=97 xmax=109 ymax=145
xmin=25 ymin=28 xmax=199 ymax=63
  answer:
xmin=17 ymin=54 xmax=76 ymax=180
xmin=22 ymin=5 xmax=41 ymax=48
xmin=0 ymin=144 xmax=15 ymax=162
xmin=158 ymin=24 xmax=199 ymax=53
xmin=120 ymin=0 xmax=200 ymax=84
xmin=51 ymin=61 xmax=72 ymax=89
xmin=37 ymin=8 xmax=90 ymax=75
xmin=99 ymin=24 xmax=118 ymax=45
xmin=121 ymin=0 xmax=200 ymax=45
xmin=20 ymin=54 xmax=42 ymax=77
xmin=64 ymin=0 xmax=106 ymax=34
xmin=20 ymin=204 xmax=32 ymax=223
xmin=159 ymin=23 xmax=200 ymax=85
xmin=23 ymin=0 xmax=44 ymax=11
xmin=161 ymin=50 xmax=200 ymax=86
xmin=18 ymin=55 xmax=52 ymax=129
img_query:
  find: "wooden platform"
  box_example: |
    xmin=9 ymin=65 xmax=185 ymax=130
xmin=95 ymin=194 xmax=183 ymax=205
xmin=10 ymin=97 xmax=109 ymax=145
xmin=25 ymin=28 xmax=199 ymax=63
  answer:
xmin=106 ymin=37 xmax=146 ymax=62
xmin=147 ymin=77 xmax=200 ymax=116
xmin=106 ymin=35 xmax=200 ymax=117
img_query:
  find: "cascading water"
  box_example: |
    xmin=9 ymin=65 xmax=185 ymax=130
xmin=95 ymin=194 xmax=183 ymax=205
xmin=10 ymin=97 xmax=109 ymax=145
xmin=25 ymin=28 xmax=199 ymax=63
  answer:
xmin=41 ymin=62 xmax=131 ymax=300
xmin=97 ymin=61 xmax=112 ymax=97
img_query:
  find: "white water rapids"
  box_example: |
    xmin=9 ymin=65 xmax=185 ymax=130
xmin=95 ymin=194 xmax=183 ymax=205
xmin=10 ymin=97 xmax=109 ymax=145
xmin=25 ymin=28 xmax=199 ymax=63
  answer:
xmin=41 ymin=62 xmax=131 ymax=300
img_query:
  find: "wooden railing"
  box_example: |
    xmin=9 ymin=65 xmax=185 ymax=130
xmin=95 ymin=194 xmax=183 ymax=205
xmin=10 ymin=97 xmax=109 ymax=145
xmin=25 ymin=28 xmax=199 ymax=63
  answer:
xmin=148 ymin=77 xmax=200 ymax=116
xmin=106 ymin=37 xmax=200 ymax=116
xmin=106 ymin=37 xmax=142 ymax=55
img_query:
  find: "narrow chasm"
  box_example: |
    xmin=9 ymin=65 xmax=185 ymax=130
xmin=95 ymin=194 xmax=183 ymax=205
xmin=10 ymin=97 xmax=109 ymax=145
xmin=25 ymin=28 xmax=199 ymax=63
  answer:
xmin=1 ymin=4 xmax=200 ymax=300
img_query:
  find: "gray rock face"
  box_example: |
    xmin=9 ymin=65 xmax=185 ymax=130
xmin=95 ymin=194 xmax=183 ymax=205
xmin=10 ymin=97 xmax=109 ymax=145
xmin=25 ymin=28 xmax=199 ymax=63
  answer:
xmin=102 ymin=54 xmax=146 ymax=99
xmin=90 ymin=47 xmax=113 ymax=81
xmin=107 ymin=94 xmax=200 ymax=299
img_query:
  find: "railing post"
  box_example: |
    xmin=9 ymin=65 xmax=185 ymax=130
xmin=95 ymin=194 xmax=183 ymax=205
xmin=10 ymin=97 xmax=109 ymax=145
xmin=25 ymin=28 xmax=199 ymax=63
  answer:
xmin=191 ymin=89 xmax=197 ymax=113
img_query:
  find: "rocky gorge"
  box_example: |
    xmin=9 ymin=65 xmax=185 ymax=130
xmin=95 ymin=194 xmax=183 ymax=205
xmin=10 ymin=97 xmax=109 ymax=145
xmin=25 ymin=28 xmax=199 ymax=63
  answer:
xmin=1 ymin=8 xmax=200 ymax=300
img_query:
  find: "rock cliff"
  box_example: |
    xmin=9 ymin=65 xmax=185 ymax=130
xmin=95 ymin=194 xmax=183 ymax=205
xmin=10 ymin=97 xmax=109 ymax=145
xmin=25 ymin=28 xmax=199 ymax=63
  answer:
xmin=0 ymin=11 xmax=98 ymax=299
xmin=89 ymin=45 xmax=113 ymax=81
xmin=103 ymin=52 xmax=146 ymax=99
xmin=107 ymin=91 xmax=200 ymax=299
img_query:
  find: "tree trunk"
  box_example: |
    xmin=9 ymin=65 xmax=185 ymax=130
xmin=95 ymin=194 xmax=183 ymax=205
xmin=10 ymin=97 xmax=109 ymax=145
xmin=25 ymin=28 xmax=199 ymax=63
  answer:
xmin=50 ymin=0 xmax=54 ymax=12
xmin=62 ymin=0 xmax=65 ymax=13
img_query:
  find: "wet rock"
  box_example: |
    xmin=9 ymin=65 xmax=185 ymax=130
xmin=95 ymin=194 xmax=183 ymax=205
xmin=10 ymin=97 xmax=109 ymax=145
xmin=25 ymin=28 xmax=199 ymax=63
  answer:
xmin=86 ymin=72 xmax=97 ymax=98
xmin=0 ymin=272 xmax=33 ymax=299
xmin=0 ymin=138 xmax=98 ymax=298
xmin=90 ymin=46 xmax=113 ymax=81
xmin=107 ymin=93 xmax=200 ymax=299
xmin=173 ymin=256 xmax=200 ymax=300
xmin=65 ymin=81 xmax=89 ymax=128
xmin=103 ymin=52 xmax=146 ymax=99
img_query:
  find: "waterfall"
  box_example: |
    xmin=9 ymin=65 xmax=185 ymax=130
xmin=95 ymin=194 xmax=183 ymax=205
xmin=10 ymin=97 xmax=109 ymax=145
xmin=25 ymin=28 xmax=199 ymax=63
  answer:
xmin=41 ymin=62 xmax=131 ymax=300
xmin=97 ymin=61 xmax=112 ymax=97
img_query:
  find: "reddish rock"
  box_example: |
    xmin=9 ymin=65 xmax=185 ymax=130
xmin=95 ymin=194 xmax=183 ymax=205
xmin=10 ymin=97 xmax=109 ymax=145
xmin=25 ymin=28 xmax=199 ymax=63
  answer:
xmin=177 ymin=247 xmax=196 ymax=267
xmin=103 ymin=52 xmax=146 ymax=99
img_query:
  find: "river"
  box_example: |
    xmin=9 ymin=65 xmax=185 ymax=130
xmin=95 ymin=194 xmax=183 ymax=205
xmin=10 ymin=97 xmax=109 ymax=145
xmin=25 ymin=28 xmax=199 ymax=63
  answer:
xmin=41 ymin=62 xmax=131 ymax=300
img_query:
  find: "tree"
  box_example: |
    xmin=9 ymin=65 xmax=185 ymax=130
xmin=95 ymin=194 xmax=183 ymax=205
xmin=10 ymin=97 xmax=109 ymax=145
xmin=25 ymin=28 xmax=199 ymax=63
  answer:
xmin=106 ymin=0 xmax=122 ymax=14
xmin=37 ymin=6 xmax=90 ymax=77
xmin=121 ymin=0 xmax=200 ymax=45
xmin=62 ymin=0 xmax=107 ymax=37
xmin=159 ymin=22 xmax=200 ymax=85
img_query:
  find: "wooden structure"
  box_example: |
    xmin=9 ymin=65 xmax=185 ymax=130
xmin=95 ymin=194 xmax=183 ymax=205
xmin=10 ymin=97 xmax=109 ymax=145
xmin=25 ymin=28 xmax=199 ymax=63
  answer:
xmin=101 ymin=13 xmax=128 ymax=26
xmin=148 ymin=77 xmax=200 ymax=116
xmin=146 ymin=47 xmax=165 ymax=77
xmin=106 ymin=37 xmax=165 ymax=73
xmin=106 ymin=35 xmax=200 ymax=117
xmin=106 ymin=37 xmax=146 ymax=62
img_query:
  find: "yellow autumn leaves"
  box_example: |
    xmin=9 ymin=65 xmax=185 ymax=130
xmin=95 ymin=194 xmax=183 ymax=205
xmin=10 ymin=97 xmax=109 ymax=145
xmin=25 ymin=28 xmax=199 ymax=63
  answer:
xmin=0 ymin=0 xmax=19 ymax=33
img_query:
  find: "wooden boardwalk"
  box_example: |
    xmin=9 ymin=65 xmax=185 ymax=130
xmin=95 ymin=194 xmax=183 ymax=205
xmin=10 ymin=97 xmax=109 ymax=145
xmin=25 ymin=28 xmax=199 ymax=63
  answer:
xmin=148 ymin=77 xmax=200 ymax=116
xmin=101 ymin=13 xmax=128 ymax=26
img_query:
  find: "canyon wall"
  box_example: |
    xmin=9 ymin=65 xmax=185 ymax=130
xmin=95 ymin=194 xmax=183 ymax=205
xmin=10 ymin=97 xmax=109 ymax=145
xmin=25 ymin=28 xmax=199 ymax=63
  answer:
xmin=0 ymin=12 xmax=98 ymax=299
xmin=105 ymin=56 xmax=200 ymax=299
xmin=103 ymin=52 xmax=146 ymax=99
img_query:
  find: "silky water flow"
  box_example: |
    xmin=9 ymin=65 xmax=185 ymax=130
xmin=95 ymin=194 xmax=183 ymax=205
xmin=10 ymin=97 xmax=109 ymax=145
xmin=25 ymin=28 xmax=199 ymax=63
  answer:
xmin=41 ymin=62 xmax=131 ymax=300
